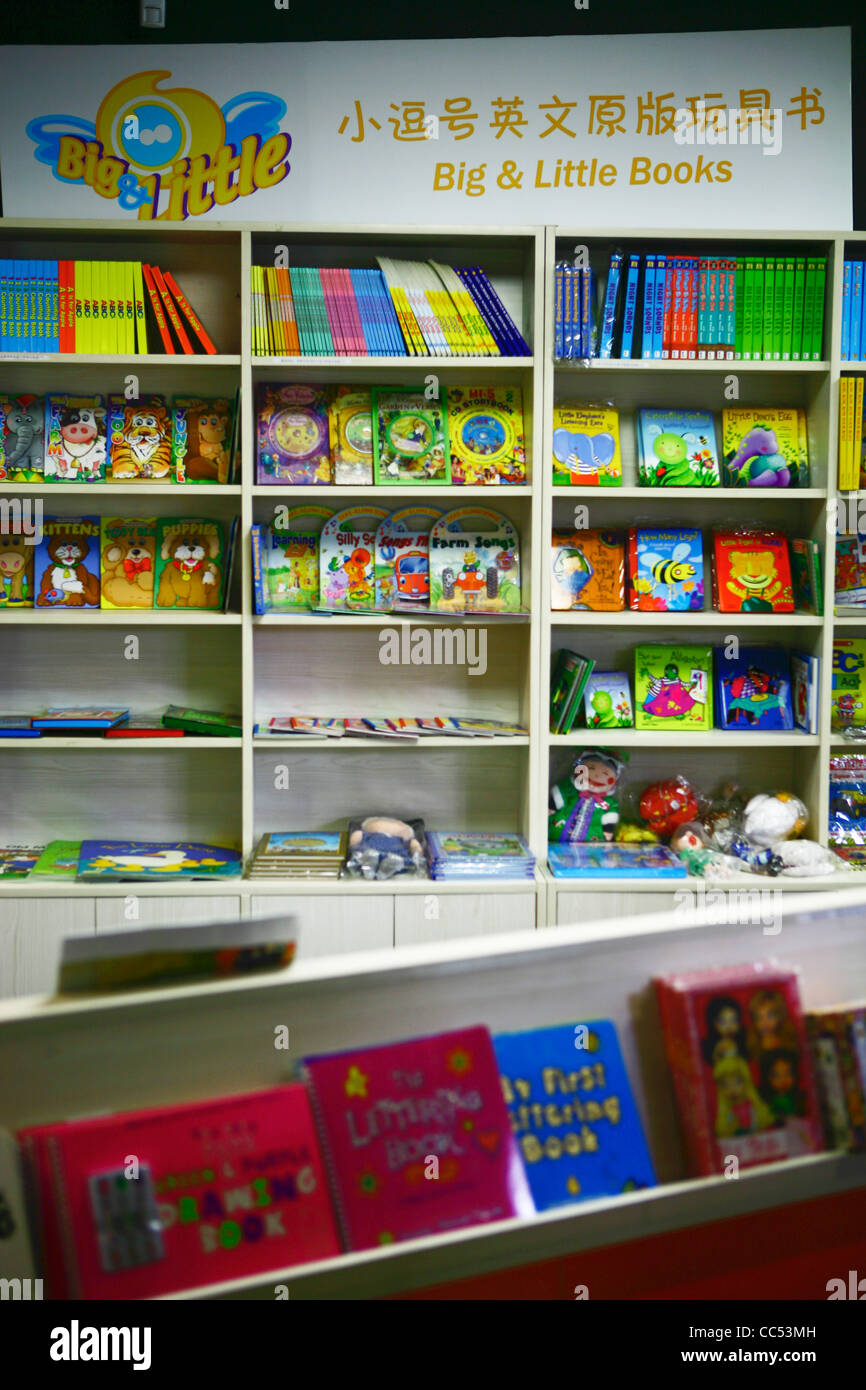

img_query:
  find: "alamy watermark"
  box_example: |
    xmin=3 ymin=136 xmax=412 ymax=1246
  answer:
xmin=675 ymin=887 xmax=783 ymax=935
xmin=379 ymin=625 xmax=487 ymax=676
xmin=0 ymin=497 xmax=43 ymax=543
xmin=672 ymin=102 xmax=783 ymax=157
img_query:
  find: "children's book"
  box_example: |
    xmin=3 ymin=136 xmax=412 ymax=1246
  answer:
xmin=0 ymin=534 xmax=35 ymax=608
xmin=635 ymin=644 xmax=713 ymax=730
xmin=171 ymin=397 xmax=234 ymax=483
xmin=636 ymin=408 xmax=720 ymax=487
xmin=429 ymin=508 xmax=521 ymax=613
xmin=550 ymin=649 xmax=596 ymax=734
xmin=721 ymin=407 xmax=808 ymax=487
xmin=43 ymin=396 xmax=106 ymax=481
xmin=714 ymin=646 xmax=794 ymax=731
xmin=552 ymin=403 xmax=621 ymax=486
xmin=548 ymin=843 xmax=686 ymax=878
xmin=256 ymin=383 xmax=332 ymax=485
xmin=834 ymin=535 xmax=866 ymax=608
xmin=18 ymin=1085 xmax=339 ymax=1299
xmin=99 ymin=517 xmax=156 ymax=609
xmin=790 ymin=538 xmax=823 ymax=614
xmin=0 ymin=1127 xmax=38 ymax=1280
xmin=31 ymin=840 xmax=81 ymax=878
xmin=32 ymin=709 xmax=129 ymax=730
xmin=447 ymin=384 xmax=526 ymax=485
xmin=251 ymin=507 xmax=332 ymax=613
xmin=831 ymin=638 xmax=866 ymax=727
xmin=493 ymin=1021 xmax=656 ymax=1207
xmin=583 ymin=671 xmax=633 ymax=729
xmin=806 ymin=1005 xmax=866 ymax=1151
xmin=713 ymin=529 xmax=794 ymax=613
xmin=0 ymin=394 xmax=44 ymax=481
xmin=655 ymin=962 xmax=823 ymax=1177
xmin=0 ymin=717 xmax=39 ymax=737
xmin=372 ymin=387 xmax=451 ymax=485
xmin=161 ymin=706 xmax=241 ymax=736
xmin=551 ymin=529 xmax=625 ymax=611
xmin=106 ymin=394 xmax=172 ymax=480
xmin=303 ymin=1026 xmax=534 ymax=1250
xmin=154 ymin=519 xmax=224 ymax=610
xmin=77 ymin=841 xmax=242 ymax=880
xmin=628 ymin=527 xmax=703 ymax=612
xmin=328 ymin=386 xmax=374 ymax=485
xmin=34 ymin=517 xmax=100 ymax=609
xmin=829 ymin=753 xmax=866 ymax=844
xmin=791 ymin=651 xmax=820 ymax=735
xmin=0 ymin=846 xmax=43 ymax=876
xmin=319 ymin=507 xmax=388 ymax=611
xmin=375 ymin=506 xmax=441 ymax=609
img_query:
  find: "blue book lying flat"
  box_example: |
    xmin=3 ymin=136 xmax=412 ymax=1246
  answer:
xmin=0 ymin=717 xmax=40 ymax=737
xmin=493 ymin=1020 xmax=656 ymax=1209
xmin=548 ymin=843 xmax=686 ymax=878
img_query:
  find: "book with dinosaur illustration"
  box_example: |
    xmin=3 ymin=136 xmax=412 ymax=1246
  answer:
xmin=721 ymin=407 xmax=808 ymax=488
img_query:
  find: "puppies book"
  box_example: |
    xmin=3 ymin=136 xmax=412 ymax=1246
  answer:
xmin=303 ymin=1026 xmax=534 ymax=1251
xmin=447 ymin=384 xmax=526 ymax=485
xmin=494 ymin=1022 xmax=656 ymax=1208
xmin=172 ymin=397 xmax=234 ymax=484
xmin=722 ymin=407 xmax=808 ymax=487
xmin=154 ymin=519 xmax=224 ymax=610
xmin=44 ymin=395 xmax=106 ymax=482
xmin=106 ymin=395 xmax=172 ymax=480
xmin=551 ymin=530 xmax=625 ymax=611
xmin=713 ymin=530 xmax=794 ymax=613
xmin=552 ymin=404 xmax=621 ymax=487
xmin=329 ymin=386 xmax=374 ymax=485
xmin=714 ymin=645 xmax=794 ymax=731
xmin=635 ymin=643 xmax=713 ymax=730
xmin=635 ymin=408 xmax=720 ymax=487
xmin=18 ymin=1085 xmax=339 ymax=1299
xmin=429 ymin=508 xmax=521 ymax=613
xmin=0 ymin=534 xmax=35 ymax=608
xmin=372 ymin=387 xmax=450 ymax=485
xmin=628 ymin=526 xmax=703 ymax=612
xmin=256 ymin=383 xmax=331 ymax=485
xmin=34 ymin=517 xmax=100 ymax=609
xmin=100 ymin=517 xmax=156 ymax=609
xmin=0 ymin=393 xmax=44 ymax=481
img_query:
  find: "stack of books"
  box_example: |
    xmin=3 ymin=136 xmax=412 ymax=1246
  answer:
xmin=426 ymin=831 xmax=535 ymax=881
xmin=254 ymin=716 xmax=528 ymax=740
xmin=838 ymin=376 xmax=865 ymax=489
xmin=550 ymin=649 xmax=595 ymax=734
xmin=76 ymin=841 xmax=242 ymax=881
xmin=161 ymin=707 xmax=241 ymax=737
xmin=841 ymin=260 xmax=866 ymax=361
xmin=247 ymin=832 xmax=347 ymax=879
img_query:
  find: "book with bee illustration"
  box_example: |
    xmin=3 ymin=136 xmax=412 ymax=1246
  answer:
xmin=100 ymin=518 xmax=157 ymax=610
xmin=153 ymin=519 xmax=224 ymax=610
xmin=628 ymin=527 xmax=704 ymax=612
xmin=635 ymin=644 xmax=713 ymax=730
xmin=107 ymin=395 xmax=172 ymax=481
xmin=636 ymin=408 xmax=720 ymax=487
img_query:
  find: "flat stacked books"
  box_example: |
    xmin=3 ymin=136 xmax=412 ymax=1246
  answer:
xmin=426 ymin=831 xmax=535 ymax=881
xmin=247 ymin=832 xmax=347 ymax=879
xmin=253 ymin=716 xmax=528 ymax=741
xmin=31 ymin=708 xmax=129 ymax=732
xmin=549 ymin=843 xmax=686 ymax=879
xmin=0 ymin=845 xmax=44 ymax=876
xmin=161 ymin=706 xmax=241 ymax=737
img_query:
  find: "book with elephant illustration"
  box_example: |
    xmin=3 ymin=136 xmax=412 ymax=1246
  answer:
xmin=153 ymin=519 xmax=225 ymax=610
xmin=0 ymin=394 xmax=45 ymax=481
xmin=34 ymin=518 xmax=101 ymax=609
xmin=100 ymin=518 xmax=156 ymax=609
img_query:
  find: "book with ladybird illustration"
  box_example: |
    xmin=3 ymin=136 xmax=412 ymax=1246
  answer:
xmin=303 ymin=1026 xmax=534 ymax=1250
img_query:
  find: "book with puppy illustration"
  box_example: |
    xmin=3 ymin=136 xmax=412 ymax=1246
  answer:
xmin=153 ymin=519 xmax=224 ymax=609
xmin=100 ymin=518 xmax=157 ymax=609
xmin=34 ymin=518 xmax=100 ymax=609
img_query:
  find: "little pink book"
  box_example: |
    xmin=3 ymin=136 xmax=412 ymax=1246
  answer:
xmin=303 ymin=1025 xmax=535 ymax=1250
xmin=19 ymin=1083 xmax=340 ymax=1299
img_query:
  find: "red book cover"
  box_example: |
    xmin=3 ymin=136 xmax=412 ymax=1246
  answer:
xmin=697 ymin=257 xmax=709 ymax=357
xmin=141 ymin=264 xmax=175 ymax=354
xmin=725 ymin=258 xmax=737 ymax=359
xmin=671 ymin=259 xmax=684 ymax=358
xmin=713 ymin=529 xmax=794 ymax=613
xmin=687 ymin=260 xmax=699 ymax=357
xmin=304 ymin=1026 xmax=534 ymax=1251
xmin=162 ymin=269 xmax=218 ymax=355
xmin=150 ymin=265 xmax=194 ymax=354
xmin=58 ymin=260 xmax=71 ymax=352
xmin=340 ymin=267 xmax=363 ymax=355
xmin=661 ymin=261 xmax=675 ymax=358
xmin=655 ymin=962 xmax=823 ymax=1178
xmin=19 ymin=1084 xmax=340 ymax=1298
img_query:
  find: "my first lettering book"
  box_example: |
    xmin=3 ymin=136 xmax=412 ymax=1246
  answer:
xmin=303 ymin=1026 xmax=534 ymax=1251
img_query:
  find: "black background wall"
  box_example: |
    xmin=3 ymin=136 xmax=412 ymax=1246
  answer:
xmin=2 ymin=0 xmax=862 ymax=225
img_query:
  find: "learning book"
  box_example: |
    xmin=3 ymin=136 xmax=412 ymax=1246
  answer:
xmin=0 ymin=394 xmax=44 ymax=481
xmin=154 ymin=519 xmax=224 ymax=610
xmin=714 ymin=645 xmax=794 ymax=732
xmin=429 ymin=508 xmax=521 ymax=613
xmin=551 ymin=404 xmax=621 ymax=487
xmin=494 ymin=1021 xmax=655 ymax=1207
xmin=43 ymin=396 xmax=106 ymax=481
xmin=713 ymin=529 xmax=794 ymax=614
xmin=106 ymin=395 xmax=172 ymax=481
xmin=375 ymin=506 xmax=441 ymax=609
xmin=34 ymin=517 xmax=100 ymax=609
xmin=628 ymin=527 xmax=703 ymax=612
xmin=319 ymin=507 xmax=387 ymax=611
xmin=251 ymin=508 xmax=332 ymax=613
xmin=635 ymin=408 xmax=720 ymax=487
xmin=171 ymin=397 xmax=235 ymax=484
xmin=328 ymin=387 xmax=374 ymax=485
xmin=721 ymin=407 xmax=808 ymax=487
xmin=372 ymin=388 xmax=450 ymax=485
xmin=655 ymin=962 xmax=823 ymax=1177
xmin=256 ymin=383 xmax=332 ymax=485
xmin=447 ymin=384 xmax=526 ymax=485
xmin=0 ymin=533 xmax=34 ymax=608
xmin=551 ymin=530 xmax=625 ymax=611
xmin=19 ymin=1085 xmax=339 ymax=1299
xmin=635 ymin=644 xmax=713 ymax=731
xmin=303 ymin=1026 xmax=534 ymax=1250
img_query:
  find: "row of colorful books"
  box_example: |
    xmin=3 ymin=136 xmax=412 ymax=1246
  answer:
xmin=252 ymin=506 xmax=522 ymax=616
xmin=840 ymin=261 xmax=866 ymax=362
xmin=253 ymin=716 xmax=527 ymax=741
xmin=0 ymin=840 xmax=242 ymax=881
xmin=551 ymin=644 xmax=819 ymax=735
xmin=553 ymin=404 xmax=810 ymax=488
xmin=552 ymin=527 xmax=821 ymax=616
xmin=0 ymin=392 xmax=238 ymax=484
xmin=0 ymin=518 xmax=238 ymax=613
xmin=0 ymin=259 xmax=217 ymax=356
xmin=251 ymin=258 xmax=530 ymax=358
xmin=246 ymin=829 xmax=535 ymax=881
xmin=556 ymin=251 xmax=827 ymax=362
xmin=837 ymin=376 xmax=865 ymax=489
xmin=0 ymin=708 xmax=241 ymax=740
xmin=257 ymin=382 xmax=525 ymax=487
xmin=5 ymin=960 xmax=863 ymax=1297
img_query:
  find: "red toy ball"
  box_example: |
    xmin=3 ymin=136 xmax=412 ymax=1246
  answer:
xmin=639 ymin=777 xmax=699 ymax=837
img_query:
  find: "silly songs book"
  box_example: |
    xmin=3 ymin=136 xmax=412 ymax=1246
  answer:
xmin=636 ymin=408 xmax=720 ymax=487
xmin=714 ymin=645 xmax=795 ymax=731
xmin=372 ymin=387 xmax=450 ymax=485
xmin=303 ymin=1026 xmax=534 ymax=1251
xmin=251 ymin=507 xmax=332 ymax=613
xmin=721 ymin=407 xmax=809 ymax=488
xmin=429 ymin=508 xmax=521 ymax=613
xmin=628 ymin=527 xmax=703 ymax=612
xmin=319 ymin=506 xmax=387 ymax=611
xmin=448 ymin=384 xmax=526 ymax=485
xmin=635 ymin=644 xmax=713 ymax=731
xmin=552 ymin=404 xmax=621 ymax=487
xmin=494 ymin=1021 xmax=656 ymax=1208
xmin=551 ymin=530 xmax=625 ymax=611
xmin=256 ymin=383 xmax=332 ymax=485
xmin=34 ymin=517 xmax=100 ymax=609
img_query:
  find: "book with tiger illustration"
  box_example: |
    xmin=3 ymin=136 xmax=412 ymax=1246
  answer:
xmin=106 ymin=395 xmax=172 ymax=481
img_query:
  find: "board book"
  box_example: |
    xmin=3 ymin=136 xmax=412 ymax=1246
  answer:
xmin=635 ymin=408 xmax=720 ymax=487
xmin=154 ymin=519 xmax=224 ymax=610
xmin=0 ymin=532 xmax=34 ymax=608
xmin=552 ymin=403 xmax=621 ymax=487
xmin=43 ymin=396 xmax=106 ymax=482
xmin=375 ymin=506 xmax=441 ymax=609
xmin=328 ymin=386 xmax=374 ymax=485
xmin=447 ymin=384 xmax=526 ymax=485
xmin=831 ymin=637 xmax=866 ymax=728
xmin=99 ymin=517 xmax=156 ymax=610
xmin=319 ymin=507 xmax=388 ymax=611
xmin=34 ymin=517 xmax=100 ymax=609
xmin=551 ymin=530 xmax=625 ymax=611
xmin=171 ymin=397 xmax=234 ymax=484
xmin=161 ymin=706 xmax=241 ymax=736
xmin=583 ymin=670 xmax=633 ymax=729
xmin=256 ymin=383 xmax=332 ymax=485
xmin=635 ymin=644 xmax=713 ymax=730
xmin=251 ymin=507 xmax=332 ymax=613
xmin=550 ymin=648 xmax=595 ymax=734
xmin=0 ymin=394 xmax=44 ymax=481
xmin=714 ymin=645 xmax=794 ymax=731
xmin=628 ymin=526 xmax=703 ymax=612
xmin=721 ymin=407 xmax=808 ymax=488
xmin=712 ymin=529 xmax=794 ymax=613
xmin=429 ymin=508 xmax=521 ymax=613
xmin=106 ymin=395 xmax=172 ymax=481
xmin=372 ymin=387 xmax=450 ymax=485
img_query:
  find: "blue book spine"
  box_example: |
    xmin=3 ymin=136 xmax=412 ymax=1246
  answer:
xmin=471 ymin=266 xmax=518 ymax=355
xmin=841 ymin=260 xmax=852 ymax=361
xmin=376 ymin=270 xmax=403 ymax=354
xmin=687 ymin=258 xmax=699 ymax=359
xmin=652 ymin=253 xmax=666 ymax=359
xmin=349 ymin=270 xmax=370 ymax=354
xmin=0 ymin=260 xmax=8 ymax=353
xmin=250 ymin=525 xmax=266 ymax=614
xmin=554 ymin=263 xmax=564 ymax=360
xmin=563 ymin=265 xmax=575 ymax=359
xmin=620 ymin=254 xmax=640 ymax=359
xmin=580 ymin=267 xmax=592 ymax=359
xmin=641 ymin=255 xmax=656 ymax=360
xmin=599 ymin=252 xmax=622 ymax=359
xmin=358 ymin=269 xmax=378 ymax=354
xmin=852 ymin=263 xmax=865 ymax=364
xmin=455 ymin=268 xmax=501 ymax=353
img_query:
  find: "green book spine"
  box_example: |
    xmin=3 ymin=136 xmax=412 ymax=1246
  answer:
xmin=791 ymin=256 xmax=807 ymax=359
xmin=743 ymin=256 xmax=755 ymax=360
xmin=734 ymin=257 xmax=745 ymax=357
xmin=801 ymin=257 xmax=817 ymax=362
xmin=752 ymin=257 xmax=765 ymax=361
xmin=772 ymin=257 xmax=785 ymax=359
xmin=762 ymin=257 xmax=775 ymax=360
xmin=811 ymin=258 xmax=826 ymax=360
xmin=781 ymin=255 xmax=796 ymax=359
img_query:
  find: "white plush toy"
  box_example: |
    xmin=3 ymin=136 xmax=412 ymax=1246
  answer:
xmin=771 ymin=839 xmax=844 ymax=878
xmin=743 ymin=792 xmax=808 ymax=848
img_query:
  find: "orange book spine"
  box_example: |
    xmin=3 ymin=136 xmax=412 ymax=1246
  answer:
xmin=162 ymin=269 xmax=218 ymax=355
xmin=141 ymin=264 xmax=175 ymax=353
xmin=150 ymin=264 xmax=193 ymax=354
xmin=278 ymin=268 xmax=300 ymax=353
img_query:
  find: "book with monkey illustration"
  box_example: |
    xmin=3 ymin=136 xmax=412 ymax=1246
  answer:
xmin=34 ymin=517 xmax=100 ymax=609
xmin=153 ymin=519 xmax=224 ymax=610
xmin=100 ymin=518 xmax=157 ymax=610
xmin=172 ymin=397 xmax=235 ymax=484
xmin=0 ymin=534 xmax=35 ymax=607
xmin=106 ymin=395 xmax=172 ymax=481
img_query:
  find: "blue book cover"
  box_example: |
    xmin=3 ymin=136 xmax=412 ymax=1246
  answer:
xmin=554 ymin=263 xmax=564 ymax=359
xmin=641 ymin=255 xmax=656 ymax=359
xmin=714 ymin=645 xmax=794 ymax=731
xmin=599 ymin=252 xmax=622 ymax=359
xmin=77 ymin=841 xmax=242 ymax=880
xmin=635 ymin=408 xmax=720 ymax=488
xmin=629 ymin=526 xmax=704 ymax=611
xmin=548 ymin=842 xmax=686 ymax=878
xmin=841 ymin=261 xmax=852 ymax=361
xmin=0 ymin=717 xmax=40 ymax=737
xmin=652 ymin=253 xmax=667 ymax=358
xmin=620 ymin=254 xmax=640 ymax=358
xmin=852 ymin=264 xmax=864 ymax=365
xmin=493 ymin=1020 xmax=657 ymax=1208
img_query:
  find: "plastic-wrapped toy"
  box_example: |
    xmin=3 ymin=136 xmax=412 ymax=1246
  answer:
xmin=638 ymin=776 xmax=699 ymax=838
xmin=548 ymin=748 xmax=625 ymax=843
xmin=742 ymin=792 xmax=808 ymax=848
xmin=701 ymin=787 xmax=782 ymax=876
xmin=616 ymin=821 xmax=659 ymax=844
xmin=771 ymin=839 xmax=844 ymax=878
xmin=668 ymin=821 xmax=744 ymax=879
xmin=345 ymin=816 xmax=427 ymax=880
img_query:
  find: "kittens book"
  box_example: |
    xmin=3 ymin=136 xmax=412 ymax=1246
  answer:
xmin=34 ymin=517 xmax=100 ymax=609
xmin=634 ymin=644 xmax=713 ymax=730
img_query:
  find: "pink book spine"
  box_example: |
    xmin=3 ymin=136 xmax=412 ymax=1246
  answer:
xmin=320 ymin=269 xmax=344 ymax=355
xmin=336 ymin=267 xmax=355 ymax=356
xmin=342 ymin=267 xmax=365 ymax=355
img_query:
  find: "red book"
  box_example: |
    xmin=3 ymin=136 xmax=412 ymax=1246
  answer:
xmin=320 ymin=268 xmax=344 ymax=355
xmin=150 ymin=265 xmax=194 ymax=354
xmin=162 ymin=269 xmax=218 ymax=355
xmin=713 ymin=529 xmax=794 ymax=613
xmin=141 ymin=264 xmax=175 ymax=353
xmin=104 ymin=726 xmax=185 ymax=738
xmin=58 ymin=260 xmax=71 ymax=353
xmin=19 ymin=1084 xmax=340 ymax=1299
xmin=661 ymin=261 xmax=675 ymax=358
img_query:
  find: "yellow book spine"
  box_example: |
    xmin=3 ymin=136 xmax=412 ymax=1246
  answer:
xmin=389 ymin=287 xmax=417 ymax=356
xmin=454 ymin=287 xmax=497 ymax=355
xmin=261 ymin=267 xmax=271 ymax=353
xmin=840 ymin=379 xmax=854 ymax=490
xmin=431 ymin=289 xmax=466 ymax=355
xmin=132 ymin=262 xmax=147 ymax=353
xmin=855 ymin=378 xmax=865 ymax=490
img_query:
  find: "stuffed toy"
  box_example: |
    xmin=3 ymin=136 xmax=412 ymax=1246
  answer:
xmin=639 ymin=776 xmax=699 ymax=838
xmin=346 ymin=816 xmax=426 ymax=879
xmin=549 ymin=749 xmax=625 ymax=842
xmin=743 ymin=792 xmax=808 ymax=848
